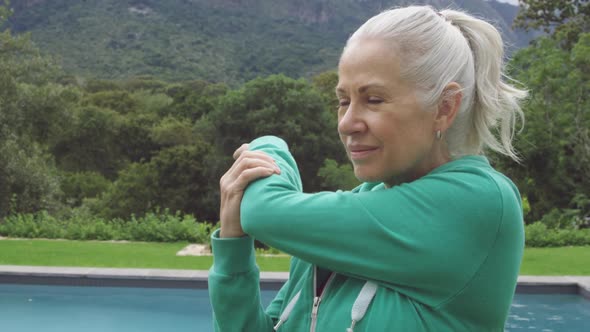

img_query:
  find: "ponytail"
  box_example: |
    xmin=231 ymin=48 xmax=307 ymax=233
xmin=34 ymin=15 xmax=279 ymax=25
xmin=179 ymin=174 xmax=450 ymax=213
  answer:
xmin=441 ymin=10 xmax=528 ymax=161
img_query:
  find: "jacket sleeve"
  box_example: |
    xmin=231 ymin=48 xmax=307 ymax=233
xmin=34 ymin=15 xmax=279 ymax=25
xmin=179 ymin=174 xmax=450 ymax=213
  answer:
xmin=208 ymin=229 xmax=282 ymax=331
xmin=240 ymin=136 xmax=518 ymax=307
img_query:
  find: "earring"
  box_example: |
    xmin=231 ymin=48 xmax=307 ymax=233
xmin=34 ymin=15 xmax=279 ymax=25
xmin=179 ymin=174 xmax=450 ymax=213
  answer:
xmin=436 ymin=130 xmax=442 ymax=140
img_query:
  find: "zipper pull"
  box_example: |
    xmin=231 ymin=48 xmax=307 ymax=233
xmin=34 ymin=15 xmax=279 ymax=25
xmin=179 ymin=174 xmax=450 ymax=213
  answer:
xmin=311 ymin=296 xmax=321 ymax=317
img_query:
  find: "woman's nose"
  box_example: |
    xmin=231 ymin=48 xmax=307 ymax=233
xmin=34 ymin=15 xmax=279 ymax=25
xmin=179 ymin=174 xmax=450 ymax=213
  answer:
xmin=338 ymin=105 xmax=366 ymax=136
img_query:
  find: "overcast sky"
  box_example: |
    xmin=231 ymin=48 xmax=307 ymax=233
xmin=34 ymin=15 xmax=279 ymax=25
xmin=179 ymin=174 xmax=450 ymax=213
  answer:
xmin=494 ymin=0 xmax=519 ymax=5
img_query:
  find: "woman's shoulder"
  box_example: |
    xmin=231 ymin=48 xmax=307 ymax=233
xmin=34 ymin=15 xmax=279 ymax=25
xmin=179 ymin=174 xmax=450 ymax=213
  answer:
xmin=354 ymin=155 xmax=521 ymax=226
xmin=424 ymin=155 xmax=523 ymax=221
xmin=444 ymin=155 xmax=520 ymax=199
xmin=429 ymin=155 xmax=519 ymax=193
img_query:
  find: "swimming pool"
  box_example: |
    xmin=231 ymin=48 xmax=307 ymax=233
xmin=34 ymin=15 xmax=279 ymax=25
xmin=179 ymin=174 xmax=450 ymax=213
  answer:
xmin=1 ymin=284 xmax=588 ymax=331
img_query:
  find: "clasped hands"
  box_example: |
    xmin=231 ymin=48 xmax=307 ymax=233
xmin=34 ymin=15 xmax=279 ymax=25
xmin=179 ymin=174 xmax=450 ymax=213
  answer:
xmin=219 ymin=144 xmax=280 ymax=238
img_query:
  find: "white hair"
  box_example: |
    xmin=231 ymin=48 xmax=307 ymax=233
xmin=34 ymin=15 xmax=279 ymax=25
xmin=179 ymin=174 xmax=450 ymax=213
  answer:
xmin=345 ymin=6 xmax=527 ymax=161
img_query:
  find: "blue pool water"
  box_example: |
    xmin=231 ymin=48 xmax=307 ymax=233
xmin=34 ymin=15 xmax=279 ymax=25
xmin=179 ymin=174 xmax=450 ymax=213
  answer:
xmin=1 ymin=284 xmax=588 ymax=331
xmin=504 ymin=293 xmax=590 ymax=331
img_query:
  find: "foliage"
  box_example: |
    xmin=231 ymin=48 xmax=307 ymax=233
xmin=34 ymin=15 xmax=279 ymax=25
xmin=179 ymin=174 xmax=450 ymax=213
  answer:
xmin=0 ymin=0 xmax=10 ymax=25
xmin=525 ymin=222 xmax=590 ymax=247
xmin=0 ymin=210 xmax=213 ymax=243
xmin=7 ymin=0 xmax=531 ymax=83
xmin=166 ymin=81 xmax=228 ymax=121
xmin=88 ymin=162 xmax=157 ymax=219
xmin=91 ymin=141 xmax=217 ymax=221
xmin=515 ymin=0 xmax=589 ymax=47
xmin=499 ymin=32 xmax=590 ymax=223
xmin=60 ymin=171 xmax=111 ymax=206
xmin=84 ymin=90 xmax=138 ymax=114
xmin=51 ymin=105 xmax=127 ymax=178
xmin=0 ymin=24 xmax=64 ymax=217
xmin=255 ymin=247 xmax=283 ymax=255
xmin=0 ymin=137 xmax=62 ymax=216
xmin=515 ymin=0 xmax=589 ymax=31
xmin=312 ymin=70 xmax=339 ymax=107
xmin=132 ymin=90 xmax=173 ymax=115
xmin=210 ymin=74 xmax=344 ymax=192
xmin=149 ymin=116 xmax=194 ymax=147
xmin=537 ymin=207 xmax=589 ymax=230
xmin=317 ymin=159 xmax=359 ymax=191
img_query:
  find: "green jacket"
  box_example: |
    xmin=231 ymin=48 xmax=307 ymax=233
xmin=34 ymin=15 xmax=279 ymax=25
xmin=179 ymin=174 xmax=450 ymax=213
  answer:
xmin=209 ymin=136 xmax=524 ymax=331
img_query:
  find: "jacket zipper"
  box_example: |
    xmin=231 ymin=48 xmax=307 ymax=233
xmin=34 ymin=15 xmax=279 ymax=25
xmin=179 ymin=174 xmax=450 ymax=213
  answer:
xmin=310 ymin=266 xmax=335 ymax=332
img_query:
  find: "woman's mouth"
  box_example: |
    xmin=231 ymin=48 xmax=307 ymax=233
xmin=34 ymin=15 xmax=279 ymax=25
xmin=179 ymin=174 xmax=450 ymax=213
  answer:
xmin=349 ymin=146 xmax=379 ymax=160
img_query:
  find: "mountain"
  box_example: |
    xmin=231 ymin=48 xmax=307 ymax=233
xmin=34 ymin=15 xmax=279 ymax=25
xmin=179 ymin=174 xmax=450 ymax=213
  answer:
xmin=8 ymin=0 xmax=534 ymax=83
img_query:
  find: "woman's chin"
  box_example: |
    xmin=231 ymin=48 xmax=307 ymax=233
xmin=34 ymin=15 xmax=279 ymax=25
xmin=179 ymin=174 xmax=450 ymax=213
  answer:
xmin=353 ymin=169 xmax=383 ymax=184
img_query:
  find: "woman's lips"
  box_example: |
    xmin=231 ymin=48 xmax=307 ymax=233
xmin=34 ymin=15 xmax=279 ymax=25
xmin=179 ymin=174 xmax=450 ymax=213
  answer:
xmin=349 ymin=146 xmax=379 ymax=160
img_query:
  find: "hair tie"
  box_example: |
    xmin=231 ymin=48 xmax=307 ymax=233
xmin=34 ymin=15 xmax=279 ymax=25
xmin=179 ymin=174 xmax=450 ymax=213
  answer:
xmin=437 ymin=11 xmax=451 ymax=23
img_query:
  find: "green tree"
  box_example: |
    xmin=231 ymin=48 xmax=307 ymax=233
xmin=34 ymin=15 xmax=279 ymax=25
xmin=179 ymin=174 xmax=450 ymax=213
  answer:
xmin=84 ymin=90 xmax=139 ymax=114
xmin=210 ymin=74 xmax=343 ymax=192
xmin=60 ymin=171 xmax=110 ymax=207
xmin=515 ymin=0 xmax=589 ymax=47
xmin=52 ymin=106 xmax=126 ymax=178
xmin=91 ymin=138 xmax=218 ymax=221
xmin=312 ymin=70 xmax=339 ymax=109
xmin=501 ymin=32 xmax=590 ymax=223
xmin=90 ymin=162 xmax=158 ymax=219
xmin=317 ymin=159 xmax=359 ymax=191
xmin=0 ymin=0 xmax=10 ymax=25
xmin=150 ymin=116 xmax=194 ymax=148
xmin=0 ymin=137 xmax=62 ymax=216
xmin=0 ymin=2 xmax=64 ymax=216
xmin=166 ymin=80 xmax=228 ymax=121
xmin=117 ymin=112 xmax=160 ymax=163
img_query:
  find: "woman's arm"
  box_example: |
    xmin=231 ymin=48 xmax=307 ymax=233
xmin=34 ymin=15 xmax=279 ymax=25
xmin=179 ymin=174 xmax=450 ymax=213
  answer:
xmin=241 ymin=136 xmax=521 ymax=307
xmin=208 ymin=232 xmax=282 ymax=331
xmin=209 ymin=143 xmax=284 ymax=331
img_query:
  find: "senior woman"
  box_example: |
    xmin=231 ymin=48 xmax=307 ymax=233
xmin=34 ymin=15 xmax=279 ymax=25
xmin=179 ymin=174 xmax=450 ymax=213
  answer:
xmin=209 ymin=5 xmax=527 ymax=332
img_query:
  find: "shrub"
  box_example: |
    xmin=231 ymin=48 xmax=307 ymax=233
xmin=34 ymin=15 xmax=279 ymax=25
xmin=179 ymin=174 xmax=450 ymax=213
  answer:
xmin=4 ymin=211 xmax=589 ymax=248
xmin=538 ymin=208 xmax=583 ymax=229
xmin=0 ymin=210 xmax=213 ymax=243
xmin=525 ymin=222 xmax=590 ymax=247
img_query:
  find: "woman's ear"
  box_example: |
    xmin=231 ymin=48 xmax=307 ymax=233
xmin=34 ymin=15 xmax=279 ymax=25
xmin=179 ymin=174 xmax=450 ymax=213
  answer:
xmin=435 ymin=82 xmax=462 ymax=131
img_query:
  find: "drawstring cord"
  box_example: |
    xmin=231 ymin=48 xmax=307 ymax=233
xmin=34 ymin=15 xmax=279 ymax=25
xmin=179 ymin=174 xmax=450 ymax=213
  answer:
xmin=273 ymin=290 xmax=301 ymax=330
xmin=274 ymin=280 xmax=378 ymax=331
xmin=347 ymin=281 xmax=378 ymax=332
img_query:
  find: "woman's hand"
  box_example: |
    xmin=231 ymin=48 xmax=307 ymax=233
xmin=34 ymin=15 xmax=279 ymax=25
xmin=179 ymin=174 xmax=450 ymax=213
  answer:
xmin=219 ymin=144 xmax=280 ymax=238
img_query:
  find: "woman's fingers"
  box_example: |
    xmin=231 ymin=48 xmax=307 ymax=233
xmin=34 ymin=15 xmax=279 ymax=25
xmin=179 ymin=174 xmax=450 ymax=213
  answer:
xmin=238 ymin=150 xmax=276 ymax=165
xmin=233 ymin=144 xmax=249 ymax=160
xmin=226 ymin=151 xmax=278 ymax=179
xmin=235 ymin=166 xmax=277 ymax=188
xmin=220 ymin=153 xmax=280 ymax=195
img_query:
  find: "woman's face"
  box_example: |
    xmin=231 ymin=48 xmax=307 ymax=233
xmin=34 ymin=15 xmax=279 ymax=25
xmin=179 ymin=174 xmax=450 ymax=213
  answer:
xmin=336 ymin=39 xmax=440 ymax=186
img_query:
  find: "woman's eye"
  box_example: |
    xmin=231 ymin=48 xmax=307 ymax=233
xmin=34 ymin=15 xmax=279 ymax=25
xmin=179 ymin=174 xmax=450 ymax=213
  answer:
xmin=338 ymin=100 xmax=350 ymax=107
xmin=368 ymin=97 xmax=383 ymax=104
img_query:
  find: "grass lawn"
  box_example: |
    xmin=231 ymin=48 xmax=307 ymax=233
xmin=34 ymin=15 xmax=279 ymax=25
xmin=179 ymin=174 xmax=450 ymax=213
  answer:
xmin=0 ymin=239 xmax=290 ymax=272
xmin=0 ymin=239 xmax=588 ymax=275
xmin=519 ymin=246 xmax=590 ymax=275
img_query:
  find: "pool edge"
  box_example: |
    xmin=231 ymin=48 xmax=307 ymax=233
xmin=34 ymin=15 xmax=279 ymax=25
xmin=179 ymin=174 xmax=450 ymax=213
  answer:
xmin=0 ymin=265 xmax=588 ymax=298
